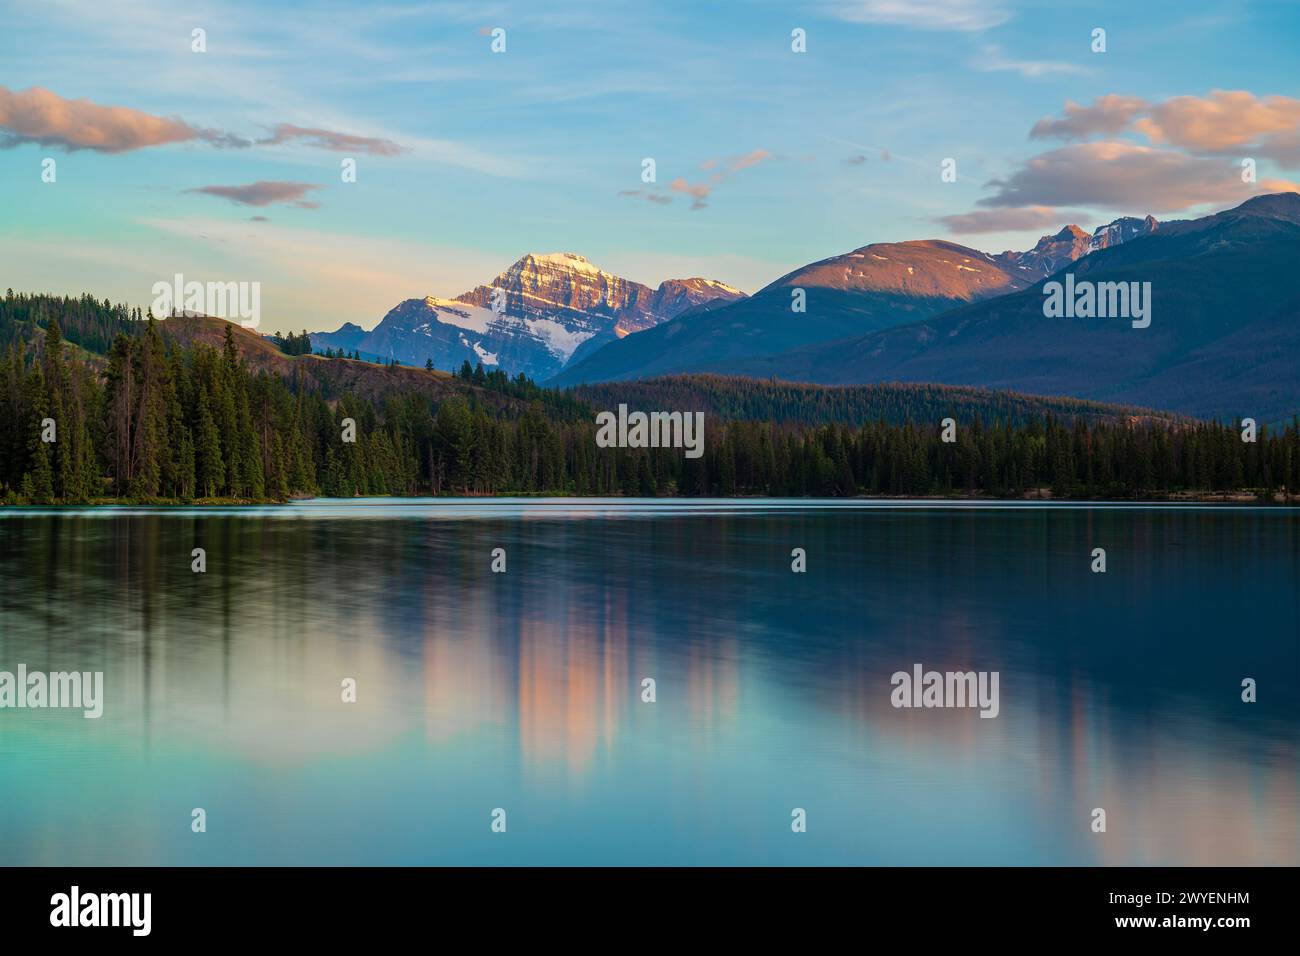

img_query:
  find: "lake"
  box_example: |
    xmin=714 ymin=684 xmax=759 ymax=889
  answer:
xmin=1 ymin=499 xmax=1296 ymax=865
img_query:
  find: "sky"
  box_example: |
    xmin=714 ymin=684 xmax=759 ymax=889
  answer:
xmin=2 ymin=0 xmax=1299 ymax=333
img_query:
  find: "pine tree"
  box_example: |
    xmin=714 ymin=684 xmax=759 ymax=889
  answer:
xmin=194 ymin=385 xmax=224 ymax=498
xmin=25 ymin=367 xmax=54 ymax=501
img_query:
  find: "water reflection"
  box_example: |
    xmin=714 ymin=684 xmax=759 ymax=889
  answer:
xmin=0 ymin=501 xmax=1296 ymax=865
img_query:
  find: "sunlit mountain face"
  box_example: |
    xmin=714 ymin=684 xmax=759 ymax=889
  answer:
xmin=310 ymin=253 xmax=744 ymax=380
xmin=554 ymin=195 xmax=1300 ymax=423
xmin=548 ymin=210 xmax=1165 ymax=387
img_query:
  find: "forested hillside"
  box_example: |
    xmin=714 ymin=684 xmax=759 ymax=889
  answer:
xmin=2 ymin=291 xmax=1298 ymax=502
xmin=0 ymin=290 xmax=142 ymax=355
xmin=570 ymin=375 xmax=1170 ymax=428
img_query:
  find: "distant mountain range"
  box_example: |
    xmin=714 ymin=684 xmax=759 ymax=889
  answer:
xmin=547 ymin=213 xmax=1165 ymax=389
xmin=996 ymin=215 xmax=1159 ymax=278
xmin=309 ymin=252 xmax=744 ymax=380
xmin=712 ymin=194 xmax=1300 ymax=422
xmin=552 ymin=193 xmax=1300 ymax=422
xmin=304 ymin=192 xmax=1299 ymax=422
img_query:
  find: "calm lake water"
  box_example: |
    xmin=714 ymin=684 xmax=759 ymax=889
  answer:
xmin=1 ymin=499 xmax=1297 ymax=866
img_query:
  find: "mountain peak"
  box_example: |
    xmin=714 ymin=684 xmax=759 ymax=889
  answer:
xmin=1229 ymin=191 xmax=1300 ymax=221
xmin=1087 ymin=214 xmax=1159 ymax=252
xmin=534 ymin=251 xmax=589 ymax=262
xmin=1052 ymin=225 xmax=1090 ymax=242
xmin=514 ymin=251 xmax=604 ymax=275
xmin=658 ymin=276 xmax=745 ymax=296
xmin=996 ymin=214 xmax=1159 ymax=277
xmin=310 ymin=252 xmax=747 ymax=382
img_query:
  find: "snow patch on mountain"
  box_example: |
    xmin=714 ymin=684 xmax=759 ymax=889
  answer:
xmin=423 ymin=297 xmax=498 ymax=334
xmin=310 ymin=251 xmax=746 ymax=380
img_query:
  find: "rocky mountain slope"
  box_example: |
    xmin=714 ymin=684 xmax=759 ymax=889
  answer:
xmin=720 ymin=194 xmax=1300 ymax=422
xmin=997 ymin=216 xmax=1158 ymax=279
xmin=549 ymin=214 xmax=1164 ymax=388
xmin=310 ymin=252 xmax=744 ymax=380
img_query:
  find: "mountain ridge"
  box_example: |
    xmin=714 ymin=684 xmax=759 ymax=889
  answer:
xmin=548 ymin=211 xmax=1164 ymax=388
xmin=309 ymin=252 xmax=745 ymax=380
xmin=712 ymin=193 xmax=1300 ymax=422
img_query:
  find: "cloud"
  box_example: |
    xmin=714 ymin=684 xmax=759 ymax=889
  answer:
xmin=258 ymin=123 xmax=407 ymax=156
xmin=1030 ymin=95 xmax=1148 ymax=141
xmin=617 ymin=188 xmax=673 ymax=205
xmin=826 ymin=0 xmax=1010 ymax=31
xmin=669 ymin=177 xmax=712 ymax=210
xmin=669 ymin=149 xmax=773 ymax=210
xmin=188 ymin=181 xmax=324 ymax=209
xmin=0 ymin=84 xmax=244 ymax=153
xmin=936 ymin=205 xmax=1081 ymax=234
xmin=976 ymin=141 xmax=1299 ymax=213
xmin=727 ymin=148 xmax=771 ymax=172
xmin=1135 ymin=91 xmax=1300 ymax=164
xmin=973 ymin=45 xmax=1088 ymax=79
xmin=0 ymin=85 xmax=414 ymax=162
xmin=1031 ymin=91 xmax=1300 ymax=166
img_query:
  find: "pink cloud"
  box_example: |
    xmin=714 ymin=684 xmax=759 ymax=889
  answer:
xmin=1137 ymin=91 xmax=1300 ymax=163
xmin=727 ymin=148 xmax=771 ymax=172
xmin=669 ymin=177 xmax=712 ymax=209
xmin=937 ymin=205 xmax=1083 ymax=234
xmin=1030 ymin=95 xmax=1147 ymax=142
xmin=1032 ymin=91 xmax=1300 ymax=167
xmin=0 ymin=85 xmax=242 ymax=153
xmin=978 ymin=141 xmax=1299 ymax=213
xmin=669 ymin=149 xmax=773 ymax=210
xmin=258 ymin=123 xmax=407 ymax=156
xmin=0 ymin=85 xmax=406 ymax=159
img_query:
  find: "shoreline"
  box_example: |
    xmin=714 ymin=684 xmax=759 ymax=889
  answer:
xmin=3 ymin=490 xmax=1298 ymax=508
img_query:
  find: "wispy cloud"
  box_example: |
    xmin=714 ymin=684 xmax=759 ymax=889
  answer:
xmin=727 ymin=148 xmax=771 ymax=172
xmin=825 ymin=0 xmax=1011 ymax=32
xmin=188 ymin=181 xmax=324 ymax=209
xmin=937 ymin=205 xmax=1081 ymax=234
xmin=669 ymin=177 xmax=713 ymax=210
xmin=618 ymin=150 xmax=774 ymax=210
xmin=669 ymin=149 xmax=774 ymax=209
xmin=617 ymin=188 xmax=673 ymax=205
xmin=258 ymin=123 xmax=407 ymax=156
xmin=972 ymin=45 xmax=1087 ymax=79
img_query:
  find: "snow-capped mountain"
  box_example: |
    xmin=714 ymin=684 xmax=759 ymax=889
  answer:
xmin=310 ymin=252 xmax=745 ymax=380
xmin=998 ymin=215 xmax=1159 ymax=278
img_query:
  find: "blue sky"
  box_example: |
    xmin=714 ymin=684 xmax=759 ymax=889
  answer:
xmin=2 ymin=0 xmax=1298 ymax=332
